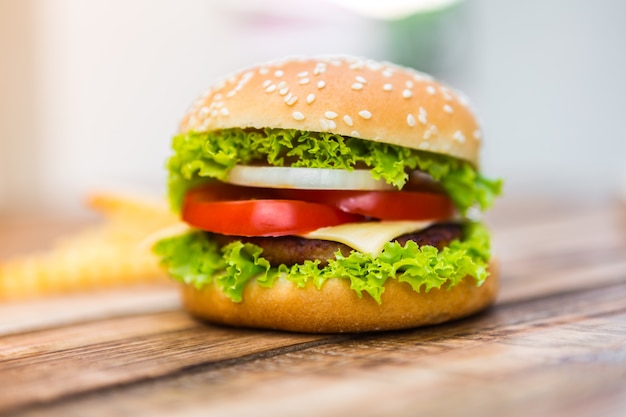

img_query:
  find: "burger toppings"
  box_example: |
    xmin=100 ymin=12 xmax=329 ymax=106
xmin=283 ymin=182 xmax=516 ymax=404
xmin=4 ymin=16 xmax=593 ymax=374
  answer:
xmin=226 ymin=165 xmax=395 ymax=191
xmin=167 ymin=128 xmax=501 ymax=214
xmin=155 ymin=127 xmax=501 ymax=304
xmin=181 ymin=183 xmax=454 ymax=237
xmin=153 ymin=222 xmax=490 ymax=303
xmin=211 ymin=223 xmax=463 ymax=267
xmin=181 ymin=183 xmax=363 ymax=237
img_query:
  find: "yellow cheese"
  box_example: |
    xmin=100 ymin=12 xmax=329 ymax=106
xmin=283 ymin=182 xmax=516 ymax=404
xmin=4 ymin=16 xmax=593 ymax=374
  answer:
xmin=149 ymin=221 xmax=436 ymax=257
xmin=298 ymin=220 xmax=434 ymax=256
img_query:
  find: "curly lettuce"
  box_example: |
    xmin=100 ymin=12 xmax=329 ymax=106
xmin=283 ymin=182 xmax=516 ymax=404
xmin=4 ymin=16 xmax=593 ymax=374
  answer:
xmin=167 ymin=128 xmax=502 ymax=214
xmin=153 ymin=222 xmax=492 ymax=304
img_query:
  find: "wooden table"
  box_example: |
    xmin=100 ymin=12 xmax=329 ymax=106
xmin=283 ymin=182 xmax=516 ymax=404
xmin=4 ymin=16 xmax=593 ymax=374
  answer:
xmin=1 ymin=196 xmax=625 ymax=417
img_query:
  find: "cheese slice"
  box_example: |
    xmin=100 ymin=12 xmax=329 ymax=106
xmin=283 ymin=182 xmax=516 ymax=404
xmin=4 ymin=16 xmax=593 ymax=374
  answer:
xmin=298 ymin=220 xmax=434 ymax=256
xmin=147 ymin=220 xmax=437 ymax=257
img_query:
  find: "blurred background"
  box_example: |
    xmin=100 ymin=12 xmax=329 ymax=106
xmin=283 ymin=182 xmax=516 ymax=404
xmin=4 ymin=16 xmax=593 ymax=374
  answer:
xmin=1 ymin=0 xmax=625 ymax=215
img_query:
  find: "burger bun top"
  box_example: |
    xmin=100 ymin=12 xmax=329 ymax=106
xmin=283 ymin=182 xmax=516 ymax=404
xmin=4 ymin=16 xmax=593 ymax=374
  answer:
xmin=180 ymin=56 xmax=482 ymax=166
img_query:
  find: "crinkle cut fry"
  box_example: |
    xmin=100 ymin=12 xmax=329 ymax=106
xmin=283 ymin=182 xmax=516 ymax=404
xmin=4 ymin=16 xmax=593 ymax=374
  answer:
xmin=0 ymin=192 xmax=179 ymax=300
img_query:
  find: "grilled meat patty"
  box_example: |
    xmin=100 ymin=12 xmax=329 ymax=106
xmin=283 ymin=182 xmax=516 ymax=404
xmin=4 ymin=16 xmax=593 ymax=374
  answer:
xmin=212 ymin=223 xmax=463 ymax=267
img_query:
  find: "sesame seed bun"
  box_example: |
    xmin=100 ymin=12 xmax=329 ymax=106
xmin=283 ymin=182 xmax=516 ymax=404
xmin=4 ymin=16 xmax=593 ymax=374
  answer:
xmin=171 ymin=55 xmax=496 ymax=333
xmin=180 ymin=55 xmax=482 ymax=166
xmin=181 ymin=260 xmax=498 ymax=333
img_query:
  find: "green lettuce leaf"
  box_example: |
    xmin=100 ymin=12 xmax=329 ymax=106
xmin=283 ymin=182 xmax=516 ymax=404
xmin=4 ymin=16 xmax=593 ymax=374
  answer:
xmin=167 ymin=128 xmax=502 ymax=214
xmin=153 ymin=222 xmax=492 ymax=304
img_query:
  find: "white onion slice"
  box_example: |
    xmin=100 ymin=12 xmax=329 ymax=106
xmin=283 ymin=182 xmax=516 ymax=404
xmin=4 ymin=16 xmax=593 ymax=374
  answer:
xmin=226 ymin=165 xmax=395 ymax=190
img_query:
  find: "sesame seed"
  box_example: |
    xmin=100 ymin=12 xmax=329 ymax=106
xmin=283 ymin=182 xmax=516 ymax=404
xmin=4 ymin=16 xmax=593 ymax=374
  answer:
xmin=402 ymin=89 xmax=413 ymax=99
xmin=199 ymin=106 xmax=210 ymax=116
xmin=274 ymin=70 xmax=284 ymax=77
xmin=220 ymin=107 xmax=229 ymax=116
xmin=299 ymin=78 xmax=310 ymax=85
xmin=351 ymin=130 xmax=360 ymax=137
xmin=473 ymin=130 xmax=482 ymax=140
xmin=286 ymin=95 xmax=298 ymax=106
xmin=259 ymin=68 xmax=269 ymax=75
xmin=324 ymin=111 xmax=338 ymax=119
xmin=262 ymin=80 xmax=272 ymax=88
xmin=356 ymin=75 xmax=367 ymax=83
xmin=279 ymin=87 xmax=289 ymax=96
xmin=424 ymin=125 xmax=438 ymax=139
xmin=406 ymin=80 xmax=414 ymax=88
xmin=306 ymin=93 xmax=315 ymax=104
xmin=297 ymin=71 xmax=309 ymax=78
xmin=443 ymin=104 xmax=454 ymax=114
xmin=419 ymin=142 xmax=431 ymax=150
xmin=358 ymin=110 xmax=372 ymax=119
xmin=349 ymin=61 xmax=364 ymax=70
xmin=441 ymin=88 xmax=453 ymax=101
xmin=453 ymin=130 xmax=466 ymax=143
xmin=352 ymin=83 xmax=364 ymax=90
xmin=226 ymin=90 xmax=236 ymax=98
xmin=383 ymin=83 xmax=393 ymax=92
xmin=382 ymin=69 xmax=393 ymax=78
xmin=313 ymin=65 xmax=325 ymax=75
xmin=277 ymin=81 xmax=287 ymax=89
xmin=366 ymin=61 xmax=382 ymax=71
xmin=320 ymin=119 xmax=336 ymax=130
xmin=265 ymin=84 xmax=277 ymax=93
xmin=418 ymin=107 xmax=427 ymax=125
xmin=407 ymin=113 xmax=416 ymax=127
xmin=292 ymin=111 xmax=305 ymax=121
xmin=426 ymin=86 xmax=436 ymax=95
xmin=343 ymin=115 xmax=353 ymax=126
xmin=317 ymin=80 xmax=326 ymax=89
xmin=214 ymin=93 xmax=223 ymax=100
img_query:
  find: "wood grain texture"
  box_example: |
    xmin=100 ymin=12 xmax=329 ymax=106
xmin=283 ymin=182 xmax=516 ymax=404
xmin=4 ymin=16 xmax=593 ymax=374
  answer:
xmin=9 ymin=282 xmax=625 ymax=417
xmin=0 ymin=312 xmax=333 ymax=412
xmin=1 ymin=196 xmax=625 ymax=417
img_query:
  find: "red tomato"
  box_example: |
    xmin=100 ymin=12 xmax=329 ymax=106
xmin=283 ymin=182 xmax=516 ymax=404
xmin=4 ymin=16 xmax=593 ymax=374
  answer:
xmin=182 ymin=184 xmax=364 ymax=236
xmin=276 ymin=189 xmax=454 ymax=221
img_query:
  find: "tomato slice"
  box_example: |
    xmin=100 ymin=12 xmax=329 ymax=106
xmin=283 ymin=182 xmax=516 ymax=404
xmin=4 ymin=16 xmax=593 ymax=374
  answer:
xmin=276 ymin=189 xmax=454 ymax=221
xmin=181 ymin=182 xmax=453 ymax=237
xmin=182 ymin=184 xmax=364 ymax=236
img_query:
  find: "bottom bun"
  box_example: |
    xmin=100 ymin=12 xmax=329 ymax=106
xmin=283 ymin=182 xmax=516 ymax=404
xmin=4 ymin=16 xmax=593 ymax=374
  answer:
xmin=181 ymin=262 xmax=498 ymax=333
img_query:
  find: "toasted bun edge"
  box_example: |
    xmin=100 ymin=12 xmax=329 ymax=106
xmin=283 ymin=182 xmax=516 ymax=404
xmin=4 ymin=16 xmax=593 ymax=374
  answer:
xmin=180 ymin=260 xmax=498 ymax=333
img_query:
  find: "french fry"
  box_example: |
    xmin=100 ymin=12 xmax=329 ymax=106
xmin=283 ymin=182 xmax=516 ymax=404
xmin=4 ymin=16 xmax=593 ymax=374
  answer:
xmin=0 ymin=192 xmax=180 ymax=300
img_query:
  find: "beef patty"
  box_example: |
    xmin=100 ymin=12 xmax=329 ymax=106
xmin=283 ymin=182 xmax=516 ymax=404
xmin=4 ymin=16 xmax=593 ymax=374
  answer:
xmin=212 ymin=223 xmax=463 ymax=267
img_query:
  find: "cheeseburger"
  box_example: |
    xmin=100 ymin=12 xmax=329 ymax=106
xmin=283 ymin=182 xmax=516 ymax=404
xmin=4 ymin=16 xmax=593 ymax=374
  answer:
xmin=154 ymin=55 xmax=502 ymax=333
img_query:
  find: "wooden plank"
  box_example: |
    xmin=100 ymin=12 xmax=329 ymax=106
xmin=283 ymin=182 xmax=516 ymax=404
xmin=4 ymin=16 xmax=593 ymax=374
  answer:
xmin=492 ymin=203 xmax=626 ymax=303
xmin=0 ymin=284 xmax=179 ymax=336
xmin=9 ymin=281 xmax=625 ymax=417
xmin=0 ymin=311 xmax=334 ymax=413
